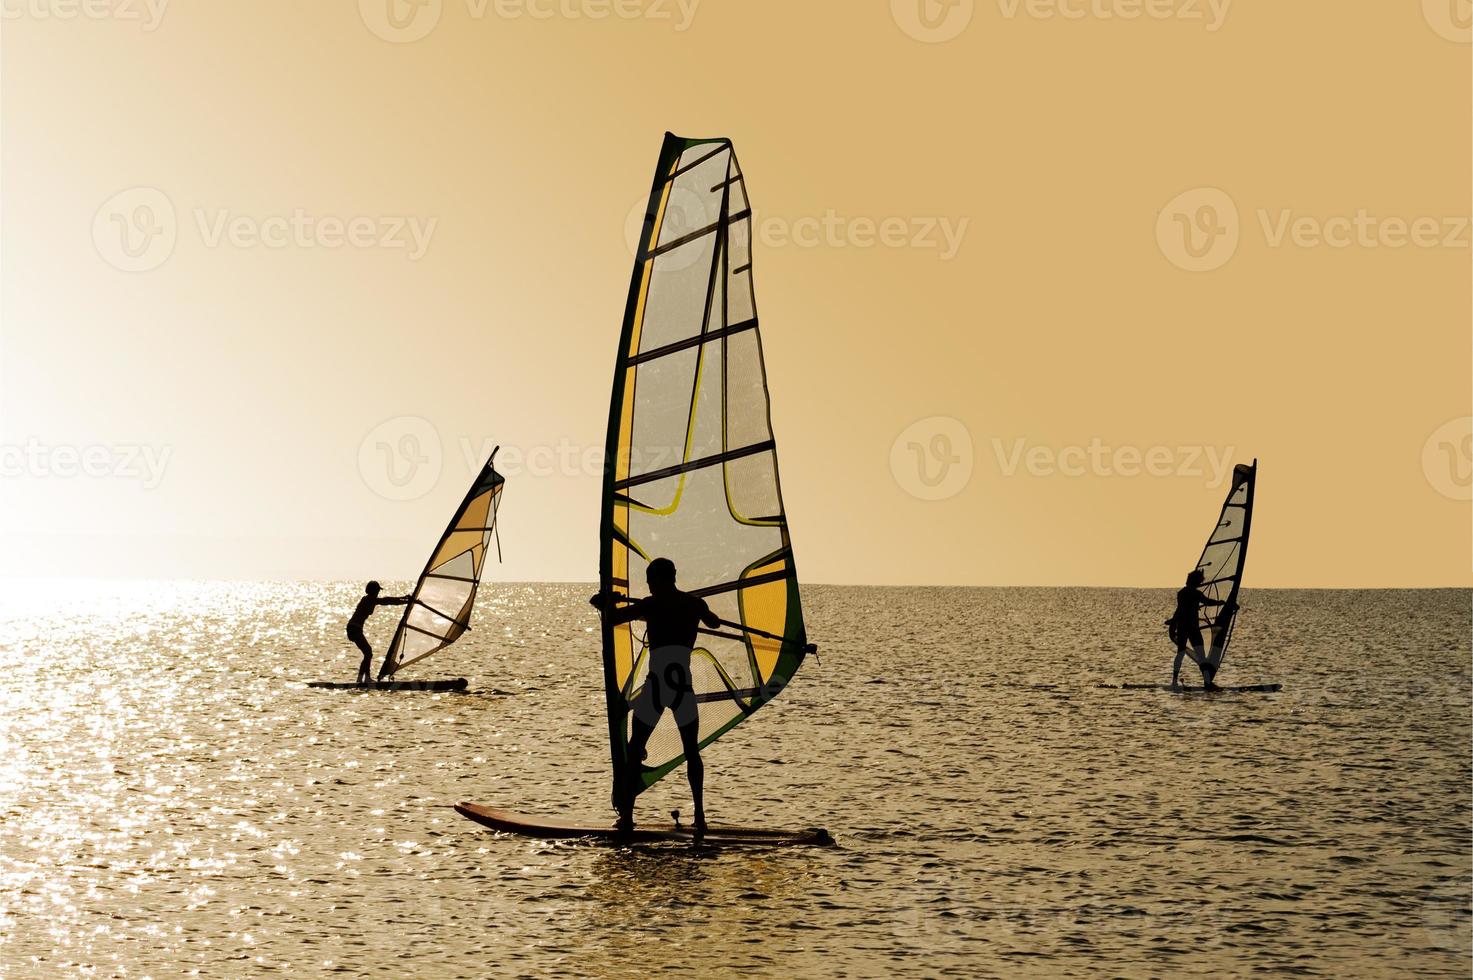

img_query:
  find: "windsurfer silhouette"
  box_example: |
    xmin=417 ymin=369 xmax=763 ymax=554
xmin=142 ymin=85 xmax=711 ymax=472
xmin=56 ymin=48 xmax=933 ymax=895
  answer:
xmin=345 ymin=581 xmax=409 ymax=685
xmin=1168 ymin=569 xmax=1234 ymax=690
xmin=590 ymin=557 xmax=721 ymax=836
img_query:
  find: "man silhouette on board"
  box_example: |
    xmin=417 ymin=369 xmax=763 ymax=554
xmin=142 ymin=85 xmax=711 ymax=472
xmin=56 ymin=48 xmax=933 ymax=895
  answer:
xmin=1168 ymin=569 xmax=1234 ymax=691
xmin=591 ymin=557 xmax=721 ymax=836
xmin=346 ymin=581 xmax=409 ymax=685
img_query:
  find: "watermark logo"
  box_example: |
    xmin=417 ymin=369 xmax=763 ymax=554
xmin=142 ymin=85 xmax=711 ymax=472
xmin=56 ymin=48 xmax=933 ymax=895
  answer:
xmin=93 ymin=187 xmax=177 ymax=273
xmin=994 ymin=0 xmax=1232 ymax=31
xmin=1 ymin=0 xmax=169 ymax=30
xmin=1422 ymin=416 xmax=1472 ymax=501
xmin=359 ymin=416 xmax=443 ymax=501
xmin=892 ymin=0 xmax=974 ymax=42
xmin=359 ymin=0 xmax=442 ymax=42
xmin=1423 ymin=0 xmax=1471 ymax=42
xmin=994 ymin=438 xmax=1235 ymax=485
xmin=93 ymin=190 xmax=438 ymax=271
xmin=1258 ymin=209 xmax=1469 ymax=250
xmin=1157 ymin=187 xmax=1239 ymax=272
xmin=466 ymin=0 xmax=701 ymax=29
xmin=890 ymin=416 xmax=974 ymax=501
xmin=623 ymin=185 xmax=712 ymax=272
xmin=626 ymin=195 xmax=971 ymax=263
xmin=193 ymin=209 xmax=437 ymax=259
xmin=0 ymin=439 xmax=171 ymax=489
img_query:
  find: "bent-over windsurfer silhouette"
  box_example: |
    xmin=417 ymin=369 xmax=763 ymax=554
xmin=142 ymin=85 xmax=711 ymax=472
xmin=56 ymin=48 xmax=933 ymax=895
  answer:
xmin=1168 ymin=569 xmax=1234 ymax=690
xmin=590 ymin=557 xmax=720 ymax=836
xmin=346 ymin=581 xmax=409 ymax=684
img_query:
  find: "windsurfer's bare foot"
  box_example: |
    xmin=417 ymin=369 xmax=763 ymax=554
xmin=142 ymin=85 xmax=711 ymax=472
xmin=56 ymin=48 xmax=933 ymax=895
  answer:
xmin=614 ymin=814 xmax=634 ymax=833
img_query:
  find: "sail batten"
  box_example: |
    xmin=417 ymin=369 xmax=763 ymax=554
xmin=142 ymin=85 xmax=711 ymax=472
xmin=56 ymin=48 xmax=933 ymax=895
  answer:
xmin=599 ymin=133 xmax=810 ymax=808
xmin=380 ymin=452 xmax=505 ymax=678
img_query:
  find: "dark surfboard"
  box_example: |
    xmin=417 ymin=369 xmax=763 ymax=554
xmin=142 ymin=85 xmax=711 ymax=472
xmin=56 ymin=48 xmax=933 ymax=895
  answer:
xmin=1100 ymin=683 xmax=1282 ymax=694
xmin=306 ymin=678 xmax=468 ymax=692
xmin=454 ymin=803 xmax=833 ymax=847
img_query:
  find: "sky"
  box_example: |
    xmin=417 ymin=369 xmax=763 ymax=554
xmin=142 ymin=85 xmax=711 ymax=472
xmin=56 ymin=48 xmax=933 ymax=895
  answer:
xmin=1 ymin=1 xmax=1469 ymax=587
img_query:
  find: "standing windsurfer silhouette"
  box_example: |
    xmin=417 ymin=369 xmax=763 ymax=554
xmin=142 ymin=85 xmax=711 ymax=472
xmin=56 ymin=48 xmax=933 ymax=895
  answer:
xmin=1168 ymin=569 xmax=1234 ymax=690
xmin=590 ymin=557 xmax=721 ymax=837
xmin=346 ymin=581 xmax=409 ymax=685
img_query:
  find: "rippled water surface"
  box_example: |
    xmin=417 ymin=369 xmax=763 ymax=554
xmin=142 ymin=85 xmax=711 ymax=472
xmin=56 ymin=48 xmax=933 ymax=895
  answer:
xmin=0 ymin=583 xmax=1468 ymax=977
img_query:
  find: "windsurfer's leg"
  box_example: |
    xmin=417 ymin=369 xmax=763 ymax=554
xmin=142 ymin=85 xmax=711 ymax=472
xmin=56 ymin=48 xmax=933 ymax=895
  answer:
xmin=1171 ymin=646 xmax=1186 ymax=687
xmin=1189 ymin=636 xmax=1217 ymax=689
xmin=677 ymin=718 xmax=705 ymax=833
xmin=350 ymin=632 xmax=372 ymax=684
xmin=617 ymin=717 xmax=656 ymax=829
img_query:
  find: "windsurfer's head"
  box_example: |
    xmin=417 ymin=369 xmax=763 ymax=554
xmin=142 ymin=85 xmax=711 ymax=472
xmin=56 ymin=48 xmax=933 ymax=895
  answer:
xmin=646 ymin=558 xmax=677 ymax=594
xmin=365 ymin=580 xmax=382 ymax=596
xmin=1186 ymin=569 xmax=1205 ymax=588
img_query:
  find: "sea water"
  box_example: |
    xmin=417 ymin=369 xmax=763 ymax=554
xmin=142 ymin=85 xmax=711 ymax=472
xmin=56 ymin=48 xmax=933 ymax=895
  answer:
xmin=0 ymin=583 xmax=1468 ymax=977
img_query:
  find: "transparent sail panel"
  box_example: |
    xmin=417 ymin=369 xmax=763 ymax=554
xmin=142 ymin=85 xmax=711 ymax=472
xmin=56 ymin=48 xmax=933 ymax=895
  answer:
xmin=602 ymin=135 xmax=809 ymax=796
xmin=382 ymin=456 xmax=505 ymax=676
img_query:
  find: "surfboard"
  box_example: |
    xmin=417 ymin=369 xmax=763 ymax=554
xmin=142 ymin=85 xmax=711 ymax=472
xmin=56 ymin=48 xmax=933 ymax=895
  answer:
xmin=454 ymin=803 xmax=833 ymax=847
xmin=1100 ymin=683 xmax=1282 ymax=694
xmin=306 ymin=678 xmax=468 ymax=692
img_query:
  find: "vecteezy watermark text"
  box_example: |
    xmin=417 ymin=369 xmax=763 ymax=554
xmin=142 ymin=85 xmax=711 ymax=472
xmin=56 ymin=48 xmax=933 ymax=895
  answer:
xmin=359 ymin=0 xmax=698 ymax=42
xmin=0 ymin=440 xmax=171 ymax=489
xmin=624 ymin=197 xmax=970 ymax=263
xmin=93 ymin=187 xmax=438 ymax=273
xmin=1157 ymin=187 xmax=1470 ymax=272
xmin=993 ymin=438 xmax=1235 ymax=485
xmin=0 ymin=0 xmax=168 ymax=29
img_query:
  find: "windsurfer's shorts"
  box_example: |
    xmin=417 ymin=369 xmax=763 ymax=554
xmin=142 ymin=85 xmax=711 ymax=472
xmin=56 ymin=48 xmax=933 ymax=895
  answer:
xmin=633 ymin=648 xmax=698 ymax=728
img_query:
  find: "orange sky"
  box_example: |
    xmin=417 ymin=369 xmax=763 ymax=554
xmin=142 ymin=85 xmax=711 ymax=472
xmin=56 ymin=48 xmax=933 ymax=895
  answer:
xmin=1 ymin=1 xmax=1468 ymax=586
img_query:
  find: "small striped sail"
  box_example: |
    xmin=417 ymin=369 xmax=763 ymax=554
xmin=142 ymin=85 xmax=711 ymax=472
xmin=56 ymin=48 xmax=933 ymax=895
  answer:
xmin=598 ymin=133 xmax=811 ymax=802
xmin=1191 ymin=459 xmax=1257 ymax=672
xmin=379 ymin=451 xmax=505 ymax=678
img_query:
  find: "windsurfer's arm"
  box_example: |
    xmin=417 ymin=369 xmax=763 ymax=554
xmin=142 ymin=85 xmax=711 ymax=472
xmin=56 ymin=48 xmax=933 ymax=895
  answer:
xmin=380 ymin=595 xmax=411 ymax=606
xmin=1195 ymin=589 xmax=1224 ymax=607
xmin=590 ymin=592 xmax=645 ymax=625
xmin=698 ymin=599 xmax=721 ymax=630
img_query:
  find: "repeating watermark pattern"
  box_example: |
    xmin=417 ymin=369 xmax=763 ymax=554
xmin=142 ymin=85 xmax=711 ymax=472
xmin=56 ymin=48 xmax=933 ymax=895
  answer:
xmin=359 ymin=0 xmax=443 ymax=43
xmin=1159 ymin=187 xmax=1470 ymax=271
xmin=892 ymin=0 xmax=1231 ymax=40
xmin=1421 ymin=888 xmax=1473 ymax=955
xmin=890 ymin=417 xmax=975 ymax=501
xmin=361 ymin=0 xmax=698 ymax=41
xmin=995 ymin=0 xmax=1231 ymax=30
xmin=1259 ymin=209 xmax=1470 ymax=251
xmin=624 ymin=196 xmax=970 ymax=263
xmin=994 ymin=438 xmax=1236 ymax=486
xmin=94 ymin=188 xmax=438 ymax=271
xmin=358 ymin=417 xmax=443 ymax=501
xmin=1156 ymin=187 xmax=1240 ymax=272
xmin=891 ymin=0 xmax=975 ymax=42
xmin=1422 ymin=416 xmax=1472 ymax=501
xmin=0 ymin=439 xmax=171 ymax=489
xmin=193 ymin=209 xmax=437 ymax=259
xmin=357 ymin=427 xmax=724 ymax=499
xmin=1423 ymin=0 xmax=1471 ymax=42
xmin=0 ymin=0 xmax=168 ymax=30
xmin=92 ymin=187 xmax=178 ymax=273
